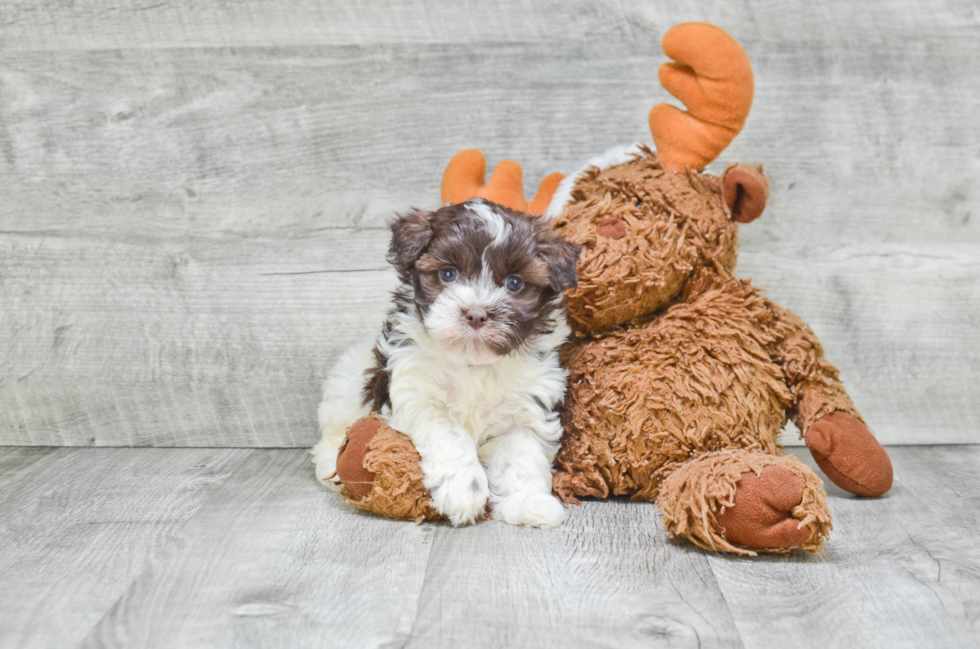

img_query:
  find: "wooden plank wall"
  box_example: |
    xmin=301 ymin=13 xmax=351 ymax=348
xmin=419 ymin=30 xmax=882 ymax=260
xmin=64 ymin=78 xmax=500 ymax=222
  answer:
xmin=1 ymin=1 xmax=977 ymax=446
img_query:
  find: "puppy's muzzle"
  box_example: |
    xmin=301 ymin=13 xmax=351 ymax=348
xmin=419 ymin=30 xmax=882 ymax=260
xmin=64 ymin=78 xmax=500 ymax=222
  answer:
xmin=465 ymin=308 xmax=488 ymax=329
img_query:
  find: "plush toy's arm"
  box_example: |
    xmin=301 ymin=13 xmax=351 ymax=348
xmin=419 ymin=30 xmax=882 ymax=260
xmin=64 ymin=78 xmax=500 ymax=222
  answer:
xmin=768 ymin=303 xmax=858 ymax=431
xmin=768 ymin=302 xmax=893 ymax=497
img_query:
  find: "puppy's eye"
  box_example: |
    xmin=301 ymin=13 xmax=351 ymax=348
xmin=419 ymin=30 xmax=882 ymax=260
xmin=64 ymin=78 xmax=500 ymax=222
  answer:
xmin=505 ymin=276 xmax=524 ymax=292
xmin=440 ymin=268 xmax=458 ymax=282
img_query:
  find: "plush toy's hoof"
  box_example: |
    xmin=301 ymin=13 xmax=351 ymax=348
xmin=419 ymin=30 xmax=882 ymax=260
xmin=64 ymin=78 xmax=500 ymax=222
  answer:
xmin=714 ymin=466 xmax=813 ymax=549
xmin=805 ymin=412 xmax=893 ymax=497
xmin=658 ymin=450 xmax=830 ymax=554
xmin=336 ymin=417 xmax=380 ymax=497
xmin=335 ymin=415 xmax=441 ymax=523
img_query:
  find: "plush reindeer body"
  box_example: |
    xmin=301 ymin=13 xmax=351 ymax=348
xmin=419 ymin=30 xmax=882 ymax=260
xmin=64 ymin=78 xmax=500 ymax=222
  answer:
xmin=546 ymin=150 xmax=882 ymax=553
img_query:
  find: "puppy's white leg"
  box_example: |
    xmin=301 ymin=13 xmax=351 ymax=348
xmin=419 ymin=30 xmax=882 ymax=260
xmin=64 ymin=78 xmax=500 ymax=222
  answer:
xmin=312 ymin=341 xmax=375 ymax=489
xmin=480 ymin=421 xmax=566 ymax=528
xmin=399 ymin=416 xmax=489 ymax=526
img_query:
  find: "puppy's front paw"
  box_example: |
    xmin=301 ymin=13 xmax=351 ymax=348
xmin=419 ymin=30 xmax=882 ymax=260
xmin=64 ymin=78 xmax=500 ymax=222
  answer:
xmin=429 ymin=464 xmax=489 ymax=526
xmin=312 ymin=445 xmax=341 ymax=491
xmin=493 ymin=492 xmax=567 ymax=528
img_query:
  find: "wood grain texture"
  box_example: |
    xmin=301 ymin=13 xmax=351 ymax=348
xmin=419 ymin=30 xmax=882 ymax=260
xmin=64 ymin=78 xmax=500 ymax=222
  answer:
xmin=0 ymin=0 xmax=636 ymax=50
xmin=2 ymin=231 xmax=972 ymax=446
xmin=78 ymin=449 xmax=436 ymax=649
xmin=0 ymin=447 xmax=250 ymax=649
xmin=738 ymin=245 xmax=980 ymax=445
xmin=0 ymin=1 xmax=977 ymax=446
xmin=3 ymin=445 xmax=979 ymax=648
xmin=0 ymin=447 xmax=59 ymax=490
xmin=3 ymin=38 xmax=978 ymax=237
xmin=887 ymin=445 xmax=980 ymax=535
xmin=0 ymin=229 xmax=396 ymax=446
xmin=406 ymin=500 xmax=741 ymax=649
xmin=1 ymin=0 xmax=977 ymax=50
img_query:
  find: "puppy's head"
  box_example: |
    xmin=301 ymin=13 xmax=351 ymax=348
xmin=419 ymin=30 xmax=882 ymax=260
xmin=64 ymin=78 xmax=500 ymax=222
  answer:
xmin=388 ymin=199 xmax=579 ymax=365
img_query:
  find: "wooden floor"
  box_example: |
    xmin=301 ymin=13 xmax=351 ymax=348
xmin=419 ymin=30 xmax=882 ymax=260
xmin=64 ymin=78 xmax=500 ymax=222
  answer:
xmin=1 ymin=445 xmax=978 ymax=648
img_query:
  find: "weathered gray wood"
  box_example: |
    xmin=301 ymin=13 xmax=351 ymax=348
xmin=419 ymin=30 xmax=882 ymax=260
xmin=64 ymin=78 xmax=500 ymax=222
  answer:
xmin=739 ymin=245 xmax=980 ymax=445
xmin=0 ymin=447 xmax=58 ymax=490
xmin=406 ymin=500 xmax=741 ymax=649
xmin=2 ymin=39 xmax=977 ymax=237
xmin=4 ymin=445 xmax=979 ymax=648
xmin=1 ymin=0 xmax=976 ymax=50
xmin=1 ymin=1 xmax=977 ymax=446
xmin=0 ymin=447 xmax=250 ymax=649
xmin=2 ymin=32 xmax=978 ymax=446
xmin=706 ymin=447 xmax=980 ymax=649
xmin=0 ymin=0 xmax=637 ymax=50
xmin=78 ymin=449 xmax=435 ymax=649
xmin=0 ymin=228 xmax=396 ymax=447
xmin=885 ymin=445 xmax=980 ymax=538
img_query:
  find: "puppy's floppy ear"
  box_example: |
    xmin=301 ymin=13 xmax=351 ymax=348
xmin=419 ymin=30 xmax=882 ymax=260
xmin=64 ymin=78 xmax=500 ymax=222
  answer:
xmin=539 ymin=232 xmax=580 ymax=293
xmin=387 ymin=209 xmax=434 ymax=274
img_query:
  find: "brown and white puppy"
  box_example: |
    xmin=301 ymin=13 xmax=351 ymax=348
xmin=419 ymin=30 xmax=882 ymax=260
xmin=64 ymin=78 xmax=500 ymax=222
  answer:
xmin=313 ymin=198 xmax=580 ymax=527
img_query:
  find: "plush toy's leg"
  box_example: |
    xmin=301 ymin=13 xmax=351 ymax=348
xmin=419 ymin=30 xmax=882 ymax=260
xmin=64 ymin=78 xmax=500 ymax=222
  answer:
xmin=770 ymin=302 xmax=893 ymax=497
xmin=657 ymin=450 xmax=832 ymax=555
xmin=331 ymin=415 xmax=443 ymax=523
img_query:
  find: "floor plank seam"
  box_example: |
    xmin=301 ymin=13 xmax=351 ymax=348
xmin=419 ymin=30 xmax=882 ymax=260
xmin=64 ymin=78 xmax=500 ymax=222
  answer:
xmin=399 ymin=523 xmax=439 ymax=648
xmin=703 ymin=551 xmax=750 ymax=649
xmin=73 ymin=448 xmax=257 ymax=648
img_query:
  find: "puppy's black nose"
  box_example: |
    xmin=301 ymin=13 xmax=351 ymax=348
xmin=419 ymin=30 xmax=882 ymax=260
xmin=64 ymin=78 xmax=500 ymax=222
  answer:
xmin=465 ymin=308 xmax=488 ymax=329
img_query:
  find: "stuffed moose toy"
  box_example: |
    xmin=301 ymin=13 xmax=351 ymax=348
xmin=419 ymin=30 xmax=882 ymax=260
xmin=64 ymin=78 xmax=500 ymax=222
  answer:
xmin=318 ymin=23 xmax=893 ymax=554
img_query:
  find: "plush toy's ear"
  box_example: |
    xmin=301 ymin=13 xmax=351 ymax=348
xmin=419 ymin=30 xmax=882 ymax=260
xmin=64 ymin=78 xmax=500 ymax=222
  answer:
xmin=722 ymin=163 xmax=770 ymax=223
xmin=387 ymin=210 xmax=434 ymax=274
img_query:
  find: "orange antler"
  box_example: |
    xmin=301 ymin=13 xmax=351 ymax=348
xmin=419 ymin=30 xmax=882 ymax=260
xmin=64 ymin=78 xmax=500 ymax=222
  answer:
xmin=441 ymin=149 xmax=564 ymax=216
xmin=649 ymin=23 xmax=754 ymax=172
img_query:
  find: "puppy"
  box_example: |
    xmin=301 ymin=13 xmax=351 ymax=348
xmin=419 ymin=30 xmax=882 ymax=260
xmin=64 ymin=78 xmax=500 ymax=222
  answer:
xmin=312 ymin=198 xmax=579 ymax=527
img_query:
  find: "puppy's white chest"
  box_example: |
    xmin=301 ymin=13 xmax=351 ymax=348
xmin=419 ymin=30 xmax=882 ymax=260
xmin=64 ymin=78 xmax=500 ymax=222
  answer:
xmin=435 ymin=363 xmax=525 ymax=437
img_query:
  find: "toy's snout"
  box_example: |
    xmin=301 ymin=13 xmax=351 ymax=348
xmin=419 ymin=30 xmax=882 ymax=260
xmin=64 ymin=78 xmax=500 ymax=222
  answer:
xmin=596 ymin=217 xmax=627 ymax=240
xmin=722 ymin=163 xmax=770 ymax=223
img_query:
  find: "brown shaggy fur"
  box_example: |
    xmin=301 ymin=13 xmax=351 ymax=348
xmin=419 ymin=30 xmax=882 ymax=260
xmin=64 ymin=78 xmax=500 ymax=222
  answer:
xmin=548 ymin=149 xmax=847 ymax=552
xmin=554 ymin=147 xmax=738 ymax=333
xmin=552 ymin=271 xmax=792 ymax=504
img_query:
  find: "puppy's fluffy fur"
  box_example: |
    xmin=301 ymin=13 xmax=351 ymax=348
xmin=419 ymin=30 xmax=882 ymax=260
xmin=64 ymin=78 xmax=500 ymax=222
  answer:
xmin=312 ymin=199 xmax=579 ymax=527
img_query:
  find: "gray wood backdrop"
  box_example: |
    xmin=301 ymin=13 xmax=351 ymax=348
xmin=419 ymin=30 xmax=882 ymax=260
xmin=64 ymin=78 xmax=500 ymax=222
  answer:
xmin=1 ymin=0 xmax=977 ymax=447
